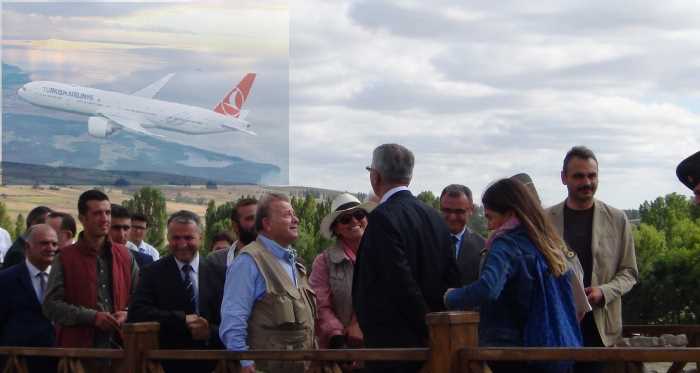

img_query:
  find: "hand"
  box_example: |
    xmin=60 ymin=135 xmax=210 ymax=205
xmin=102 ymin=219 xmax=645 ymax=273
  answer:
xmin=94 ymin=312 xmax=119 ymax=332
xmin=345 ymin=321 xmax=363 ymax=347
xmin=240 ymin=364 xmax=256 ymax=373
xmin=112 ymin=311 xmax=127 ymax=325
xmin=186 ymin=315 xmax=210 ymax=341
xmin=584 ymin=287 xmax=604 ymax=306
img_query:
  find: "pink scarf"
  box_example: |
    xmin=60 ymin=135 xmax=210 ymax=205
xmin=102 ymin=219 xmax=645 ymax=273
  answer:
xmin=484 ymin=216 xmax=521 ymax=250
xmin=341 ymin=239 xmax=358 ymax=264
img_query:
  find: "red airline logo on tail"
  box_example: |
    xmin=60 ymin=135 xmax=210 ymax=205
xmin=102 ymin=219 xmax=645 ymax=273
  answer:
xmin=214 ymin=73 xmax=256 ymax=117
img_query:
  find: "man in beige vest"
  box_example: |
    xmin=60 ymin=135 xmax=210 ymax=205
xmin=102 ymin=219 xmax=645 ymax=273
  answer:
xmin=547 ymin=146 xmax=638 ymax=373
xmin=219 ymin=193 xmax=316 ymax=373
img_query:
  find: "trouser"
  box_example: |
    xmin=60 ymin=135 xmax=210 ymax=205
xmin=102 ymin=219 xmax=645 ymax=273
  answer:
xmin=574 ymin=312 xmax=605 ymax=373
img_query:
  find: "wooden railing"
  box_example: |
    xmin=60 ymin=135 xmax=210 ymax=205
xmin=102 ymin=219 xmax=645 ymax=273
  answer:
xmin=2 ymin=312 xmax=699 ymax=373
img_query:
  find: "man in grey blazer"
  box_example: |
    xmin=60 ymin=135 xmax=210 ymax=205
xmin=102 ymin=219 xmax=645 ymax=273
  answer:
xmin=547 ymin=146 xmax=638 ymax=373
xmin=439 ymin=184 xmax=485 ymax=286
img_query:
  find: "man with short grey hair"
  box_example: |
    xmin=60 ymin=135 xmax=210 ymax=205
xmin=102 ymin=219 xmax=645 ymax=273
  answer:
xmin=439 ymin=184 xmax=485 ymax=285
xmin=128 ymin=210 xmax=222 ymax=373
xmin=353 ymin=143 xmax=460 ymax=373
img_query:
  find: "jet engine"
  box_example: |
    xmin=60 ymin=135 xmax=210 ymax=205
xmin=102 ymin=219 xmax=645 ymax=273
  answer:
xmin=87 ymin=117 xmax=119 ymax=138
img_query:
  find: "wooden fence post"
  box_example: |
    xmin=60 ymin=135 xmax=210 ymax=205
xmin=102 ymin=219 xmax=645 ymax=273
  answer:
xmin=120 ymin=322 xmax=160 ymax=373
xmin=426 ymin=311 xmax=480 ymax=373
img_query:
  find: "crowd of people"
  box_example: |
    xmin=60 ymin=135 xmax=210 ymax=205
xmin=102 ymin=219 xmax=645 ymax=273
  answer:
xmin=1 ymin=144 xmax=699 ymax=373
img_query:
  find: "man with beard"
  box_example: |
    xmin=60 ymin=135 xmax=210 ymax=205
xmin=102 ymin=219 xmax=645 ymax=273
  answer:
xmin=207 ymin=197 xmax=258 ymax=270
xmin=547 ymin=146 xmax=638 ymax=373
xmin=128 ymin=210 xmax=222 ymax=373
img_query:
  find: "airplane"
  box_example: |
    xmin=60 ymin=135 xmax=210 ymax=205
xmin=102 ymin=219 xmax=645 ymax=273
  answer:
xmin=17 ymin=73 xmax=257 ymax=138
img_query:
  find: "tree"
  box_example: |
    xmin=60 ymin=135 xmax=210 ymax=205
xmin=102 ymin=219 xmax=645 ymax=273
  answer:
xmin=14 ymin=213 xmax=24 ymax=239
xmin=624 ymin=193 xmax=700 ymax=324
xmin=416 ymin=191 xmax=439 ymax=209
xmin=203 ymin=199 xmax=234 ymax=256
xmin=0 ymin=202 xmax=13 ymax=238
xmin=122 ymin=187 xmax=167 ymax=249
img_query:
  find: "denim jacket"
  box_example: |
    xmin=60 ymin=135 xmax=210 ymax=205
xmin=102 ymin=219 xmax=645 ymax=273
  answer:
xmin=446 ymin=227 xmax=582 ymax=371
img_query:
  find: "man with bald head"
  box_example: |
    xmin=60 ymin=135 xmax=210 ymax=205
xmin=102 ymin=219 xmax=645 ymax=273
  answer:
xmin=0 ymin=224 xmax=58 ymax=371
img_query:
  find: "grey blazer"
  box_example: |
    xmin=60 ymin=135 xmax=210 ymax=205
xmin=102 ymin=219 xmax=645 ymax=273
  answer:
xmin=547 ymin=199 xmax=638 ymax=346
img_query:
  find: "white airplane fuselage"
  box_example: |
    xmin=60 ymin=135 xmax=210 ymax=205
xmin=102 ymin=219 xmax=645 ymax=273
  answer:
xmin=17 ymin=81 xmax=254 ymax=136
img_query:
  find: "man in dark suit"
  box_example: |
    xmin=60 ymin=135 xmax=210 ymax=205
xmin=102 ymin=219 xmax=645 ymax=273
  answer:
xmin=128 ymin=210 xmax=222 ymax=373
xmin=439 ymin=184 xmax=485 ymax=285
xmin=0 ymin=224 xmax=58 ymax=372
xmin=353 ymin=144 xmax=460 ymax=373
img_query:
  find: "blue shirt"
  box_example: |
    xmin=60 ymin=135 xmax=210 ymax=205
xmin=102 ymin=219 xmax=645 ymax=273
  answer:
xmin=174 ymin=253 xmax=200 ymax=314
xmin=453 ymin=226 xmax=467 ymax=258
xmin=219 ymin=234 xmax=298 ymax=367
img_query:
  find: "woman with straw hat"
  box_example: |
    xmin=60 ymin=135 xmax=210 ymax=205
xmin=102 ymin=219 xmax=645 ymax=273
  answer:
xmin=309 ymin=193 xmax=375 ymax=359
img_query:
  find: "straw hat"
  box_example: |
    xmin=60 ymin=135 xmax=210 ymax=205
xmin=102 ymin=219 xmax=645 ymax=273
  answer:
xmin=320 ymin=193 xmax=376 ymax=239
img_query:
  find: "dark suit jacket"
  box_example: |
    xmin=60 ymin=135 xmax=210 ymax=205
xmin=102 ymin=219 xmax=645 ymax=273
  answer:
xmin=0 ymin=262 xmax=55 ymax=347
xmin=127 ymin=254 xmax=222 ymax=373
xmin=456 ymin=229 xmax=485 ymax=286
xmin=1 ymin=237 xmax=27 ymax=270
xmin=353 ymin=190 xmax=460 ymax=349
xmin=130 ymin=249 xmax=154 ymax=269
xmin=203 ymin=249 xmax=227 ymax=325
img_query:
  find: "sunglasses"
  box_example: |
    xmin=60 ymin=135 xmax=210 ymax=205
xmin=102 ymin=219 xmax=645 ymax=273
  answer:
xmin=337 ymin=210 xmax=367 ymax=225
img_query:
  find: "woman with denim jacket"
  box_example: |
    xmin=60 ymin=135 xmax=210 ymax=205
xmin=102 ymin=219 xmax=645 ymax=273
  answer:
xmin=444 ymin=178 xmax=582 ymax=373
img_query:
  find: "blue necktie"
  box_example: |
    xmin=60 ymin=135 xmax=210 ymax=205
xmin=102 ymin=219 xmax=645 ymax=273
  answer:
xmin=181 ymin=264 xmax=196 ymax=313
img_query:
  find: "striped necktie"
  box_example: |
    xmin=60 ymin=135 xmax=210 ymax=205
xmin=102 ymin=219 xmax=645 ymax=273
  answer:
xmin=37 ymin=272 xmax=47 ymax=303
xmin=181 ymin=264 xmax=196 ymax=312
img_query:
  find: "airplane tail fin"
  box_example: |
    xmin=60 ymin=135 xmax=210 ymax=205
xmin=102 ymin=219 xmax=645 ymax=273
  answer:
xmin=214 ymin=73 xmax=256 ymax=117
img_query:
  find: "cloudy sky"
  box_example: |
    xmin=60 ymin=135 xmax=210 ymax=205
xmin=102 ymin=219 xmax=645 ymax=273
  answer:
xmin=290 ymin=0 xmax=700 ymax=208
xmin=2 ymin=1 xmax=699 ymax=208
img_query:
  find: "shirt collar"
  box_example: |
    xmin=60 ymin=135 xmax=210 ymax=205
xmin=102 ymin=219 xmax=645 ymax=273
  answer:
xmin=453 ymin=226 xmax=467 ymax=241
xmin=174 ymin=253 xmax=199 ymax=273
xmin=258 ymin=234 xmax=295 ymax=261
xmin=379 ymin=186 xmax=411 ymax=204
xmin=25 ymin=258 xmax=50 ymax=276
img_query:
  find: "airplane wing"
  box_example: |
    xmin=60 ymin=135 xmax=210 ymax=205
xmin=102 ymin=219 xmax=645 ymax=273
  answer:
xmin=98 ymin=110 xmax=165 ymax=138
xmin=132 ymin=73 xmax=175 ymax=98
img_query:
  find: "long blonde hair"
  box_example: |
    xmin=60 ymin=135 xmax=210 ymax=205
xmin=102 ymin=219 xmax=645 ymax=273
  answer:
xmin=482 ymin=179 xmax=567 ymax=276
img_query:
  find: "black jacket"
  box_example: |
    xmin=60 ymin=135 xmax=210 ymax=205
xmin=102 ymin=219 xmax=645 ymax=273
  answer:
xmin=353 ymin=190 xmax=460 ymax=349
xmin=455 ymin=229 xmax=485 ymax=286
xmin=127 ymin=254 xmax=222 ymax=373
xmin=2 ymin=236 xmax=27 ymax=269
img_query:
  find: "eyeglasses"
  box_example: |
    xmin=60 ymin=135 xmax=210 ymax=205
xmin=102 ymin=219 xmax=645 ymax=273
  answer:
xmin=337 ymin=210 xmax=367 ymax=225
xmin=441 ymin=208 xmax=468 ymax=216
xmin=111 ymin=224 xmax=131 ymax=231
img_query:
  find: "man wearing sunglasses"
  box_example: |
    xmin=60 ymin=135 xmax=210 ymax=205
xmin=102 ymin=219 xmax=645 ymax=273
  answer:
xmin=439 ymin=184 xmax=485 ymax=286
xmin=110 ymin=204 xmax=153 ymax=269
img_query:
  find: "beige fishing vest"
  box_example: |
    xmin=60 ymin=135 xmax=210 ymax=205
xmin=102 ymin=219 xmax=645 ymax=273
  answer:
xmin=243 ymin=240 xmax=316 ymax=352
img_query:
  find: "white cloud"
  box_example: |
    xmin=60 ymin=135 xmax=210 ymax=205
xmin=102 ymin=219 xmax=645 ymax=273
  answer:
xmin=290 ymin=0 xmax=700 ymax=208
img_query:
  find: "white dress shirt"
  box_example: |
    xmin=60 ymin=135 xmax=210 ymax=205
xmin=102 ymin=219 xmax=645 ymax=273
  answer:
xmin=379 ymin=185 xmax=411 ymax=204
xmin=132 ymin=240 xmax=160 ymax=261
xmin=174 ymin=253 xmax=200 ymax=310
xmin=0 ymin=227 xmax=12 ymax=264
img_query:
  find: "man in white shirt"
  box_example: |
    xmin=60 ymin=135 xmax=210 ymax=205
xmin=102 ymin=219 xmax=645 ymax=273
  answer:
xmin=0 ymin=227 xmax=12 ymax=265
xmin=129 ymin=213 xmax=160 ymax=261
